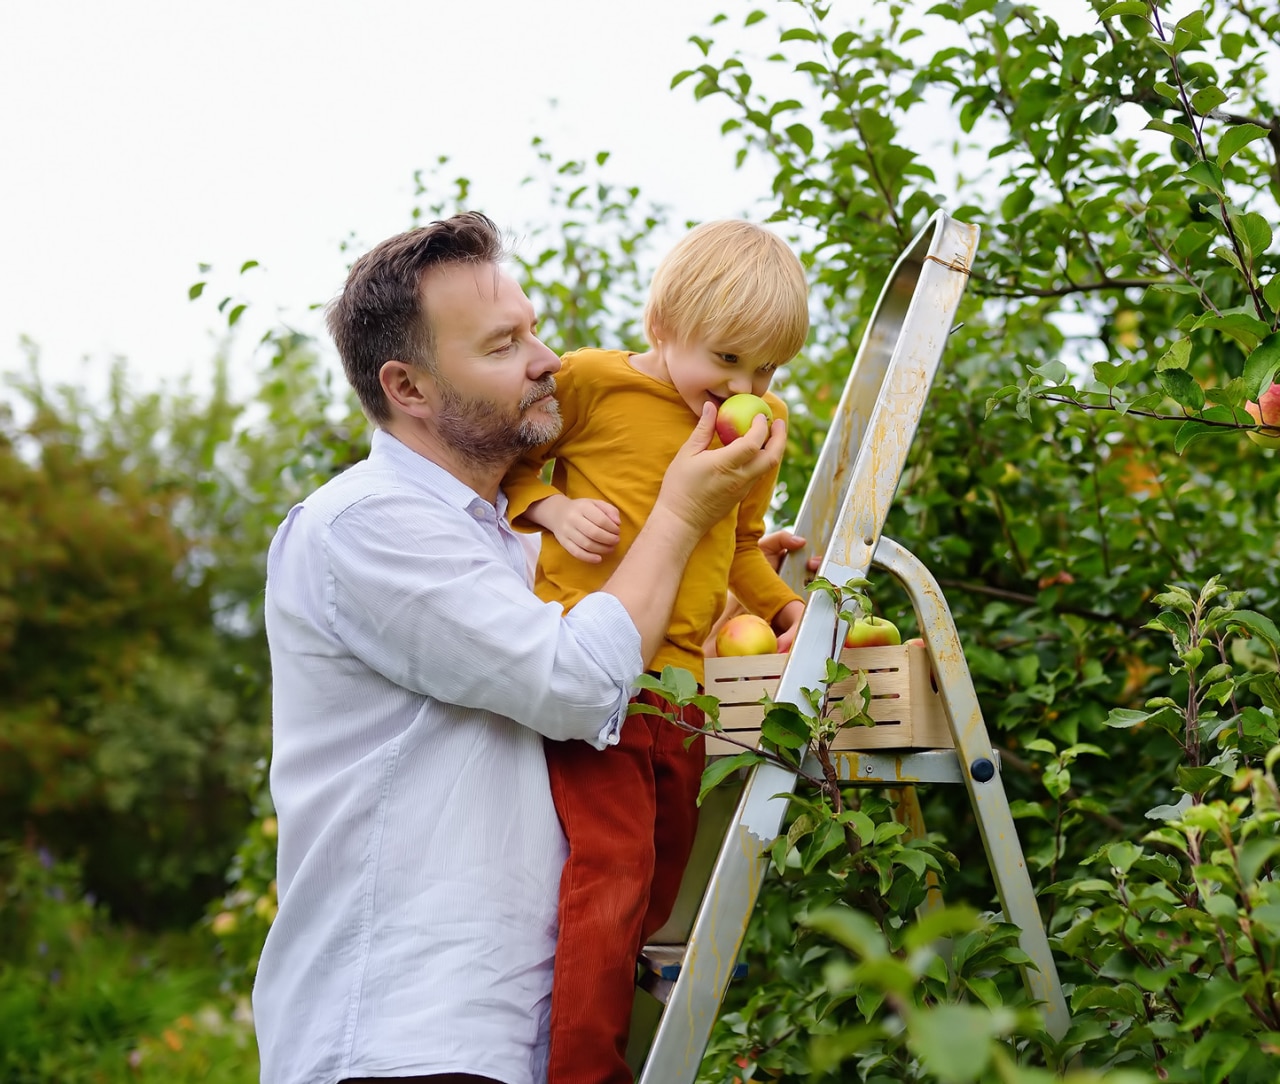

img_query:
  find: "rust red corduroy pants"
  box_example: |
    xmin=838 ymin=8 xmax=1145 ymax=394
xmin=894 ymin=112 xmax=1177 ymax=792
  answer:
xmin=544 ymin=687 xmax=706 ymax=1084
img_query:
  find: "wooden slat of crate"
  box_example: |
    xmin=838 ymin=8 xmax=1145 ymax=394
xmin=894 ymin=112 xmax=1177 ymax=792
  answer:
xmin=703 ymin=643 xmax=952 ymax=756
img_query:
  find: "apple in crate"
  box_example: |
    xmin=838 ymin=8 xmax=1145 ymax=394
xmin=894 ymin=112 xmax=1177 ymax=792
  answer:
xmin=715 ymin=614 xmax=778 ymax=657
xmin=844 ymin=616 xmax=901 ymax=648
xmin=715 ymin=393 xmax=774 ymax=445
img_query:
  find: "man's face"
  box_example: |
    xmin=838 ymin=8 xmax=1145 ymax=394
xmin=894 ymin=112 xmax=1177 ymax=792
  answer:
xmin=419 ymin=262 xmax=562 ymax=467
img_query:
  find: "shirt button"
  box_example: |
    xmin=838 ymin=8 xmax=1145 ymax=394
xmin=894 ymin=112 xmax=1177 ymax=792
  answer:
xmin=472 ymin=506 xmax=487 ymax=519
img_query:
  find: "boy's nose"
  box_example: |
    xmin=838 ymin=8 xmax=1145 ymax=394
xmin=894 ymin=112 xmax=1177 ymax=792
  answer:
xmin=727 ymin=374 xmax=753 ymax=394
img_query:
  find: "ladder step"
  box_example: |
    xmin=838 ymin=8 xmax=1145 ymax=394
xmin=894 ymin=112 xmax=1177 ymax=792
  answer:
xmin=637 ymin=945 xmax=747 ymax=1004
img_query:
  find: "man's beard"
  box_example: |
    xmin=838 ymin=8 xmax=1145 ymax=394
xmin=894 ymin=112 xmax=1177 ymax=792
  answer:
xmin=433 ymin=375 xmax=562 ymax=469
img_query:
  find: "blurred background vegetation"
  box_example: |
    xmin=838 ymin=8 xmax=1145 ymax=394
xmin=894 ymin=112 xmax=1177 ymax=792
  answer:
xmin=3 ymin=0 xmax=1280 ymax=1080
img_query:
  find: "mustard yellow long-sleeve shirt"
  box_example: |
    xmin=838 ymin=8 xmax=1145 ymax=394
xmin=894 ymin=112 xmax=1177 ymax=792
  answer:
xmin=503 ymin=349 xmax=801 ymax=683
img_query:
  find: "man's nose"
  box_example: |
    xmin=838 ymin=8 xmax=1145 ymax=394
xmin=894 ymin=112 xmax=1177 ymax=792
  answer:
xmin=529 ymin=337 xmax=561 ymax=377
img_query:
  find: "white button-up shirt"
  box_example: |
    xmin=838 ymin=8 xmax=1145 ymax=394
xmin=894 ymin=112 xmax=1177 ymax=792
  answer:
xmin=254 ymin=429 xmax=643 ymax=1084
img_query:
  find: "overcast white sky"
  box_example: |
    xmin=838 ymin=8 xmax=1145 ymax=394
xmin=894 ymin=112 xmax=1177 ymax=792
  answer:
xmin=1 ymin=0 xmax=778 ymax=402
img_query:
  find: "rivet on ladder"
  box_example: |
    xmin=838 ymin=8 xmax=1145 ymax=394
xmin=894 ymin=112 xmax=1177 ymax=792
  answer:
xmin=970 ymin=758 xmax=995 ymax=783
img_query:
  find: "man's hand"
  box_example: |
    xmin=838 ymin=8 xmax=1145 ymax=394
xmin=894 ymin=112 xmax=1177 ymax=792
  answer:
xmin=655 ymin=403 xmax=786 ymax=537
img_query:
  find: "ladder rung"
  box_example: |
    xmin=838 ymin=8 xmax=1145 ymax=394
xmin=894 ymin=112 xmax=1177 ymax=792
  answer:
xmin=637 ymin=945 xmax=747 ymax=1004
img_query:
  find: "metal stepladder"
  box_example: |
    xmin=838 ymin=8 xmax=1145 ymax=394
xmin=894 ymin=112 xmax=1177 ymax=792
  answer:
xmin=628 ymin=210 xmax=1070 ymax=1083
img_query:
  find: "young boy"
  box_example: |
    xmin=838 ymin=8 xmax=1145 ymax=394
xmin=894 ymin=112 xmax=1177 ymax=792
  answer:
xmin=503 ymin=219 xmax=809 ymax=1084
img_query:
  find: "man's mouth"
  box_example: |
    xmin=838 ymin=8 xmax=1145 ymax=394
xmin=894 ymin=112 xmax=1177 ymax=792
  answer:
xmin=521 ymin=378 xmax=558 ymax=410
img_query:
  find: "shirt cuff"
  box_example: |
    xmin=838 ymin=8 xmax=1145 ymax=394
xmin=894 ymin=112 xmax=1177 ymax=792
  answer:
xmin=564 ymin=591 xmax=645 ymax=749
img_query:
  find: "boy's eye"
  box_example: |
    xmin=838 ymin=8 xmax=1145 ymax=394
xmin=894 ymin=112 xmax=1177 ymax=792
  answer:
xmin=717 ymin=352 xmax=739 ymax=364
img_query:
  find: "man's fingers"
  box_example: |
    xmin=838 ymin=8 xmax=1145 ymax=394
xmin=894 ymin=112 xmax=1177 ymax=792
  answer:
xmin=684 ymin=402 xmax=717 ymax=454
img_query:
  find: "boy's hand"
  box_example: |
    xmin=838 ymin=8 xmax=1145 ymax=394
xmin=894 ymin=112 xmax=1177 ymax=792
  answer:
xmin=548 ymin=498 xmax=621 ymax=563
xmin=772 ymin=599 xmax=805 ymax=653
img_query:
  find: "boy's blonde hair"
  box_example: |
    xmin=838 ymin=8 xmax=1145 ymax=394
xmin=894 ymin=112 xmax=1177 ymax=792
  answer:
xmin=644 ymin=220 xmax=809 ymax=363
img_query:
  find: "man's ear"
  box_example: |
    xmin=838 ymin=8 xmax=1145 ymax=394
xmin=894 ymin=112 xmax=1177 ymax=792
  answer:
xmin=379 ymin=360 xmax=435 ymax=418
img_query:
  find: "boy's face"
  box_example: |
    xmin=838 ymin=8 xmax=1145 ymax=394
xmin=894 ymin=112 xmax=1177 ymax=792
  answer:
xmin=662 ymin=337 xmax=785 ymax=418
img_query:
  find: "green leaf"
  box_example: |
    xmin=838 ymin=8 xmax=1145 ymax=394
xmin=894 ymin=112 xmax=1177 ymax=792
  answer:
xmin=1183 ymin=160 xmax=1224 ymax=195
xmin=1263 ymin=273 xmax=1280 ymax=314
xmin=1239 ymin=838 xmax=1280 ymax=884
xmin=1228 ymin=610 xmax=1280 ymax=652
xmin=1242 ymin=334 xmax=1280 ymax=401
xmin=1158 ymin=368 xmax=1205 ymax=411
xmin=745 ymin=9 xmax=767 ymax=25
xmin=1181 ymin=975 xmax=1243 ymax=1030
xmin=1190 ymin=86 xmax=1227 ymax=115
xmin=1236 ymin=212 xmax=1273 ymax=260
xmin=1217 ymin=122 xmax=1269 ymax=168
xmin=779 ymin=27 xmax=818 ymax=42
xmin=1145 ymin=117 xmax=1198 ymax=148
xmin=804 ymin=905 xmax=887 ymax=958
xmin=1193 ymin=311 xmax=1271 ymax=351
xmin=1100 ymin=0 xmax=1149 ymax=16
xmin=658 ymin=665 xmax=698 ymax=703
xmin=239 ymin=260 xmax=259 ymax=274
xmin=1001 ymin=182 xmax=1033 ymax=221
xmin=188 ymin=282 xmax=206 ymax=300
xmin=761 ymin=705 xmax=811 ymax=750
xmin=907 ymin=1004 xmax=1007 ymax=1083
xmin=1106 ymin=708 xmax=1151 ymax=729
xmin=697 ymin=751 xmax=762 ymax=805
xmin=785 ymin=123 xmax=814 ymax=156
xmin=1174 ymin=419 xmax=1223 ymax=453
xmin=1156 ymin=338 xmax=1191 ymax=371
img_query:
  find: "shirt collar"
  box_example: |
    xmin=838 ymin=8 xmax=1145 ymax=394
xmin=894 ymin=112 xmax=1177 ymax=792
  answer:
xmin=369 ymin=428 xmax=511 ymax=519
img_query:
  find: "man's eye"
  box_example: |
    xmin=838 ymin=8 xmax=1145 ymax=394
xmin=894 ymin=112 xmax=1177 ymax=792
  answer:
xmin=492 ymin=342 xmax=516 ymax=355
xmin=717 ymin=352 xmax=739 ymax=364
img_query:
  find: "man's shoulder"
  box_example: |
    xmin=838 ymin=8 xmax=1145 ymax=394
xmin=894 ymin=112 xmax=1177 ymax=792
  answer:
xmin=299 ymin=460 xmax=405 ymax=527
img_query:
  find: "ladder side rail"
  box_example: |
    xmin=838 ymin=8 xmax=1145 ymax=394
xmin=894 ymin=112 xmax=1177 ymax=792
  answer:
xmin=777 ymin=211 xmax=980 ymax=597
xmin=873 ymin=536 xmax=1070 ymax=1037
xmin=638 ymin=214 xmax=980 ymax=1084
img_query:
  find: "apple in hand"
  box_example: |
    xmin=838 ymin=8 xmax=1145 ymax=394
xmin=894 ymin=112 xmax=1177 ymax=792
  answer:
xmin=715 ymin=613 xmax=779 ymax=657
xmin=715 ymin=393 xmax=774 ymax=445
xmin=844 ymin=616 xmax=902 ymax=648
xmin=1246 ymin=382 xmax=1280 ymax=449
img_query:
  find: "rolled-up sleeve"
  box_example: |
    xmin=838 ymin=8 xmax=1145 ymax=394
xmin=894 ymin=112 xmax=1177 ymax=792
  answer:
xmin=321 ymin=492 xmax=641 ymax=748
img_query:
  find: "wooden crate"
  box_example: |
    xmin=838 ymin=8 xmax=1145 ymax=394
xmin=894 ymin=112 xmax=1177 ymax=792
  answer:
xmin=702 ymin=642 xmax=952 ymax=757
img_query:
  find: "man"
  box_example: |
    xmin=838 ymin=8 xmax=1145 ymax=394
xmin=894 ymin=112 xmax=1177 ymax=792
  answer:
xmin=253 ymin=212 xmax=786 ymax=1084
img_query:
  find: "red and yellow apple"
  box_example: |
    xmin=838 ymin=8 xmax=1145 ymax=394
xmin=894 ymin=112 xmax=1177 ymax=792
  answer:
xmin=844 ymin=616 xmax=902 ymax=648
xmin=716 ymin=393 xmax=774 ymax=445
xmin=715 ymin=613 xmax=778 ymax=656
xmin=1246 ymin=382 xmax=1280 ymax=449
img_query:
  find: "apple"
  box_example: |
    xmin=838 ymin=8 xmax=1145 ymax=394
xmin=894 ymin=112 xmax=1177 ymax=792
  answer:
xmin=844 ymin=616 xmax=902 ymax=648
xmin=1246 ymin=382 xmax=1280 ymax=449
xmin=715 ymin=393 xmax=774 ymax=445
xmin=715 ymin=613 xmax=778 ymax=657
